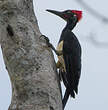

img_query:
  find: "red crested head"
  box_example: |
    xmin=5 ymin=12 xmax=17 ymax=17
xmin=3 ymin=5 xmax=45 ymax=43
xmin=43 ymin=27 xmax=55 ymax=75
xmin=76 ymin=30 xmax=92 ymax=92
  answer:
xmin=46 ymin=9 xmax=82 ymax=22
xmin=71 ymin=10 xmax=82 ymax=22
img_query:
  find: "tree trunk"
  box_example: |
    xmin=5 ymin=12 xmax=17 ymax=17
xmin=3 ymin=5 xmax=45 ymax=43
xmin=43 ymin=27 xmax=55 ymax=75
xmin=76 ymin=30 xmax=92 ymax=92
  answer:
xmin=0 ymin=0 xmax=63 ymax=110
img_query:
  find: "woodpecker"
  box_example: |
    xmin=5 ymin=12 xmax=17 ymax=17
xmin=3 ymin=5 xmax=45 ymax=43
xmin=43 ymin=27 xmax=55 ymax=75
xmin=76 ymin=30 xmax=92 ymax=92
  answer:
xmin=46 ymin=9 xmax=82 ymax=109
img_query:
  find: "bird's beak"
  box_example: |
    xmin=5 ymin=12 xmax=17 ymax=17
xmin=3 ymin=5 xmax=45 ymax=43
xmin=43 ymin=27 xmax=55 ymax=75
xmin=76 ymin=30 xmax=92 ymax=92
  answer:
xmin=46 ymin=9 xmax=65 ymax=20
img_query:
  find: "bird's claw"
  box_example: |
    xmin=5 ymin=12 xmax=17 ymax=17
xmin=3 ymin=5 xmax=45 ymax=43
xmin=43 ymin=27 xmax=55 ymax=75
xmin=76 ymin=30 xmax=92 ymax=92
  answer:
xmin=40 ymin=35 xmax=52 ymax=47
xmin=40 ymin=35 xmax=49 ymax=43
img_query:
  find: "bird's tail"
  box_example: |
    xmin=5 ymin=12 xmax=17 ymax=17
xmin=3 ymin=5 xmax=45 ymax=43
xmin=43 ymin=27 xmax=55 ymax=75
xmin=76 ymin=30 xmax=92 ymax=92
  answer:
xmin=62 ymin=89 xmax=70 ymax=109
xmin=60 ymin=70 xmax=68 ymax=87
xmin=62 ymin=88 xmax=75 ymax=109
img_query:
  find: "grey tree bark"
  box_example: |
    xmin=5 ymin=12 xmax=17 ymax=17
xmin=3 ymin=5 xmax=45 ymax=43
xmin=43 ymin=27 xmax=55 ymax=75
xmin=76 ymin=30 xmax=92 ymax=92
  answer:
xmin=0 ymin=0 xmax=63 ymax=110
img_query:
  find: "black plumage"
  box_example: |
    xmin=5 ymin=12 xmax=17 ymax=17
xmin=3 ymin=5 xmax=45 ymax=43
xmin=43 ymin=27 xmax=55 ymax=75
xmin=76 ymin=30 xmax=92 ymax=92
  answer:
xmin=61 ymin=29 xmax=81 ymax=108
xmin=46 ymin=9 xmax=82 ymax=109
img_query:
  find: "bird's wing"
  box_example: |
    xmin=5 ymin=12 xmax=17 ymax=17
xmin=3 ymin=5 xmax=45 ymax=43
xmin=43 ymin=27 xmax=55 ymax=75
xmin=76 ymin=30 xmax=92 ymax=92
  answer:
xmin=63 ymin=38 xmax=81 ymax=97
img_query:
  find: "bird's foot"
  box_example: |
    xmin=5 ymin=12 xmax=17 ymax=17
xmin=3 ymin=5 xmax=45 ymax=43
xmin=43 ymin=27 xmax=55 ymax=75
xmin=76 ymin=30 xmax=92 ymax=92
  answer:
xmin=40 ymin=35 xmax=62 ymax=56
xmin=41 ymin=35 xmax=49 ymax=42
xmin=40 ymin=35 xmax=52 ymax=47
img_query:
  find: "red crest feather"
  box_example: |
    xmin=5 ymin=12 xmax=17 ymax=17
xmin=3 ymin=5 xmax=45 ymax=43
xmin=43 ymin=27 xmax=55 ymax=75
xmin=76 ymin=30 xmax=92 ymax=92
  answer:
xmin=71 ymin=10 xmax=82 ymax=21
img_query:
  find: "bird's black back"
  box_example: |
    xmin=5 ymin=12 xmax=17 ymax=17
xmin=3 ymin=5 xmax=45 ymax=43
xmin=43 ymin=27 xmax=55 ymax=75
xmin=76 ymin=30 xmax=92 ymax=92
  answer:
xmin=60 ymin=29 xmax=81 ymax=97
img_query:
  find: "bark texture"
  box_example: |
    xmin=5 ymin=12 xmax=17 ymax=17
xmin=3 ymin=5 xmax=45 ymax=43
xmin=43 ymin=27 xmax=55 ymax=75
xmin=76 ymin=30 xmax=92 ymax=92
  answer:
xmin=0 ymin=0 xmax=62 ymax=110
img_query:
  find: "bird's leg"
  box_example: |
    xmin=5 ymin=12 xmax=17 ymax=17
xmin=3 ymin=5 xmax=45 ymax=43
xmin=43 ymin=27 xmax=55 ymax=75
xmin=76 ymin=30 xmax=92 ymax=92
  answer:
xmin=48 ymin=42 xmax=62 ymax=56
xmin=56 ymin=61 xmax=61 ymax=69
xmin=41 ymin=35 xmax=63 ymax=56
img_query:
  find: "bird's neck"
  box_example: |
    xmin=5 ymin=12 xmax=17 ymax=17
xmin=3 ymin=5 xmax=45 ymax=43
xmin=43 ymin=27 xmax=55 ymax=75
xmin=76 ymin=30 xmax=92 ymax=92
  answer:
xmin=59 ymin=19 xmax=77 ymax=42
xmin=64 ymin=19 xmax=77 ymax=31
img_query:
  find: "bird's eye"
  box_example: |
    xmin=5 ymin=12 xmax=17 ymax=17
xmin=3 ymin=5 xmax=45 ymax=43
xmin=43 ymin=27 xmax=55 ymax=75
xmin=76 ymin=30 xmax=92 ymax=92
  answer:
xmin=74 ymin=14 xmax=77 ymax=17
